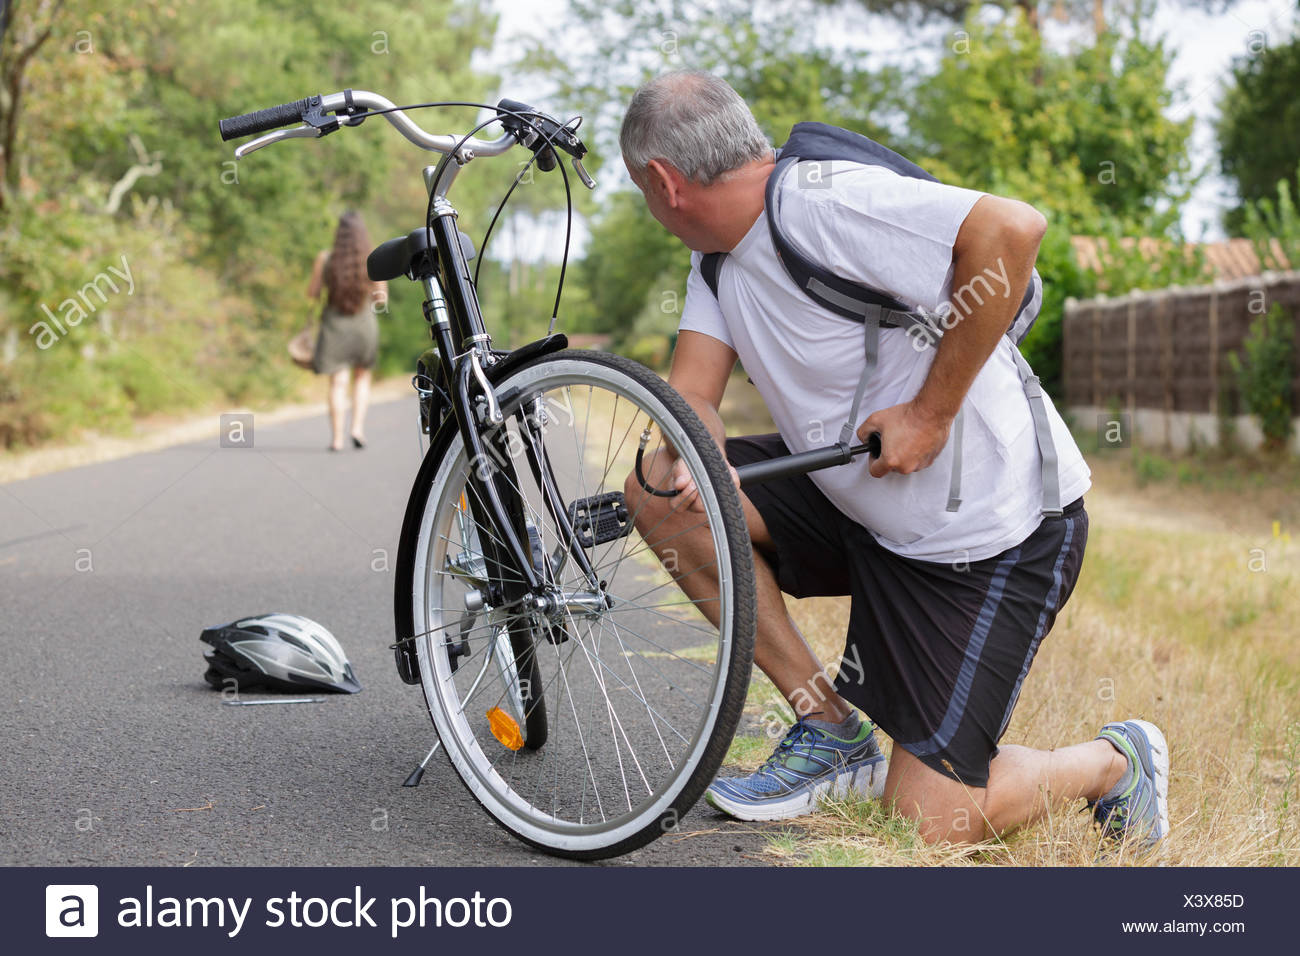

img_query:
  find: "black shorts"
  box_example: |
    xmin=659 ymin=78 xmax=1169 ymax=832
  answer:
xmin=726 ymin=433 xmax=1089 ymax=788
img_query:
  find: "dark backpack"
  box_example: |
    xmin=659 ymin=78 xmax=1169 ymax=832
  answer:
xmin=698 ymin=122 xmax=1059 ymax=516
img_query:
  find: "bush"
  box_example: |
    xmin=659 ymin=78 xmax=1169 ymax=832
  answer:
xmin=1134 ymin=451 xmax=1172 ymax=486
xmin=1228 ymin=303 xmax=1296 ymax=451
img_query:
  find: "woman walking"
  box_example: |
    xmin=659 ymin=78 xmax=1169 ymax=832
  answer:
xmin=307 ymin=211 xmax=388 ymax=451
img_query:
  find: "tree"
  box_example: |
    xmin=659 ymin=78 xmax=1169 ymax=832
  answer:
xmin=905 ymin=10 xmax=1193 ymax=234
xmin=528 ymin=0 xmax=1199 ymax=399
xmin=579 ymin=191 xmax=685 ymax=336
xmin=816 ymin=0 xmax=1241 ymax=37
xmin=526 ymin=0 xmax=901 ymax=164
xmin=0 ymin=0 xmax=505 ymax=448
xmin=1218 ymin=28 xmax=1300 ymax=232
xmin=0 ymin=0 xmax=66 ymax=209
xmin=901 ymin=9 xmax=1196 ymax=399
xmin=1240 ymin=162 xmax=1300 ymax=272
xmin=525 ymin=0 xmax=903 ymax=332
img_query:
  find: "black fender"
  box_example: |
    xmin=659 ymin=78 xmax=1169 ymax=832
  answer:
xmin=485 ymin=332 xmax=568 ymax=385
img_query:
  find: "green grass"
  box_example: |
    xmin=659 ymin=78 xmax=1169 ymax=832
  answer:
xmin=723 ymin=734 xmax=776 ymax=770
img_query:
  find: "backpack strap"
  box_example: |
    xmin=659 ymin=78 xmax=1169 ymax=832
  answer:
xmin=700 ymin=251 xmax=723 ymax=300
xmin=838 ymin=305 xmax=884 ymax=448
xmin=765 ymin=155 xmax=917 ymax=320
xmin=838 ymin=305 xmax=966 ymax=513
xmin=1010 ymin=347 xmax=1063 ymax=517
xmin=946 ymin=407 xmax=965 ymax=512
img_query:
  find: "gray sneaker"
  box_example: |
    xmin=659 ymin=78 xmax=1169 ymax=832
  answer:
xmin=1089 ymin=719 xmax=1171 ymax=850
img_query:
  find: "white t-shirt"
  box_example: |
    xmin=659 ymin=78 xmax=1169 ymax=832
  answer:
xmin=678 ymin=160 xmax=1090 ymax=563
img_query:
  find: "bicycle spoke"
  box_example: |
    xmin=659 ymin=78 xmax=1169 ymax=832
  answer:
xmin=566 ymin=611 xmax=644 ymax=811
xmin=600 ymin=593 xmax=720 ymax=636
xmin=597 ymin=509 xmax=711 ymax=577
xmin=615 ymin=557 xmax=722 ymax=608
xmin=549 ymin=631 xmax=606 ymax=823
xmin=583 ymin=603 xmax=674 ymax=770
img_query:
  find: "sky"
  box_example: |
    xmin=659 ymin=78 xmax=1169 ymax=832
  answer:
xmin=479 ymin=0 xmax=1299 ymax=259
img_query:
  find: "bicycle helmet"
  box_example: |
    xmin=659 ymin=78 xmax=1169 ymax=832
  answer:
xmin=201 ymin=613 xmax=362 ymax=694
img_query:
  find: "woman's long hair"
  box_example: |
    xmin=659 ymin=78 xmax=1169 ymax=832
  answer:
xmin=324 ymin=210 xmax=375 ymax=314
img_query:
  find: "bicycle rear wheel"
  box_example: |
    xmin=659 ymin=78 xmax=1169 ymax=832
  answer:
xmin=396 ymin=350 xmax=755 ymax=859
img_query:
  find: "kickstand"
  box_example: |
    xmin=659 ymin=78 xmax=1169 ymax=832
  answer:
xmin=402 ymin=739 xmax=442 ymax=788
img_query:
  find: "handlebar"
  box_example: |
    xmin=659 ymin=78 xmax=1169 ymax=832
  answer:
xmin=218 ymin=89 xmax=595 ymax=188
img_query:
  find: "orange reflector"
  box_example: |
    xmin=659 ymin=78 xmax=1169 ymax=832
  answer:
xmin=487 ymin=706 xmax=524 ymax=751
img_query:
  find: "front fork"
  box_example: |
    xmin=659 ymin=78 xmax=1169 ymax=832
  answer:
xmin=421 ymin=290 xmax=600 ymax=612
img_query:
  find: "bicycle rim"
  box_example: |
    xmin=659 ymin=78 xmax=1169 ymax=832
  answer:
xmin=409 ymin=352 xmax=754 ymax=858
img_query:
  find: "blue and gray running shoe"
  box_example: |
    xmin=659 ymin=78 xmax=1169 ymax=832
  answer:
xmin=704 ymin=717 xmax=888 ymax=821
xmin=1089 ymin=719 xmax=1171 ymax=850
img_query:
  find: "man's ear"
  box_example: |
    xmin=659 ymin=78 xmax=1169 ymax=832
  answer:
xmin=645 ymin=159 xmax=683 ymax=208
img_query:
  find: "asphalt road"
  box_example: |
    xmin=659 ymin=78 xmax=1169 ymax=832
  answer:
xmin=0 ymin=394 xmax=773 ymax=866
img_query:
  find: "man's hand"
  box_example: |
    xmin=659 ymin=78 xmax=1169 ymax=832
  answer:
xmin=668 ymin=456 xmax=740 ymax=513
xmin=857 ymin=400 xmax=953 ymax=479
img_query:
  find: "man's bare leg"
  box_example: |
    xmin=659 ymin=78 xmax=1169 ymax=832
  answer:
xmin=624 ymin=451 xmax=850 ymax=723
xmin=885 ymin=739 xmax=1127 ymax=844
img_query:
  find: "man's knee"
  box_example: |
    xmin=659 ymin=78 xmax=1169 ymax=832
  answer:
xmin=885 ymin=746 xmax=990 ymax=845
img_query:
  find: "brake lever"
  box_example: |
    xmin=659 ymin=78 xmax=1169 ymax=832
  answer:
xmin=233 ymin=124 xmax=321 ymax=160
xmin=572 ymin=157 xmax=596 ymax=190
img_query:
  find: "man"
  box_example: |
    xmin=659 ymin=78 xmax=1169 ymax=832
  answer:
xmin=620 ymin=71 xmax=1169 ymax=848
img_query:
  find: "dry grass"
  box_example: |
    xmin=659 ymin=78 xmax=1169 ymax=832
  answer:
xmin=714 ymin=382 xmax=1300 ymax=866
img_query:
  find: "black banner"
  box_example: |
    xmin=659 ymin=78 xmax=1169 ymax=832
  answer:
xmin=11 ymin=866 xmax=1290 ymax=953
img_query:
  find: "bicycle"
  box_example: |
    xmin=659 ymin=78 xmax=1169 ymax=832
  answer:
xmin=219 ymin=90 xmax=880 ymax=859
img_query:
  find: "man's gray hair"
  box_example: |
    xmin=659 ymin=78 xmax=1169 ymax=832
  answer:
xmin=620 ymin=71 xmax=772 ymax=185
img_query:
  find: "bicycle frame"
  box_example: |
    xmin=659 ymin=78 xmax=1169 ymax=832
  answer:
xmin=412 ymin=174 xmax=602 ymax=612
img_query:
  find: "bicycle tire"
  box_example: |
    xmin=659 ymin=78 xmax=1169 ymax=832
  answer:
xmin=394 ymin=349 xmax=755 ymax=859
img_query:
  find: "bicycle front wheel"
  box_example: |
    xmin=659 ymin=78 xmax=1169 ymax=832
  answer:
xmin=397 ymin=350 xmax=755 ymax=859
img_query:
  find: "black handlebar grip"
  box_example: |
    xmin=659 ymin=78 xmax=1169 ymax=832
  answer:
xmin=219 ymin=97 xmax=316 ymax=141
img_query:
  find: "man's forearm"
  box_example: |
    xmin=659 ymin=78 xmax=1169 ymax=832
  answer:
xmin=676 ymin=389 xmax=728 ymax=453
xmin=913 ymin=205 xmax=1045 ymax=425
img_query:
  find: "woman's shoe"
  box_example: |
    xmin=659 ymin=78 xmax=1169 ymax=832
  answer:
xmin=351 ymin=436 xmax=366 ymax=449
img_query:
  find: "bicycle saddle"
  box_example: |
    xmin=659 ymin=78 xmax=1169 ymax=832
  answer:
xmin=367 ymin=227 xmax=476 ymax=282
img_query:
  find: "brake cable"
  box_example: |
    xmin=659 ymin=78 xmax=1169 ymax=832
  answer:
xmin=315 ymin=97 xmax=583 ymax=331
xmin=410 ymin=102 xmax=581 ymax=328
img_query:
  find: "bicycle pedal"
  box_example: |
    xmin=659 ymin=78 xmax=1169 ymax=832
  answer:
xmin=567 ymin=492 xmax=632 ymax=548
